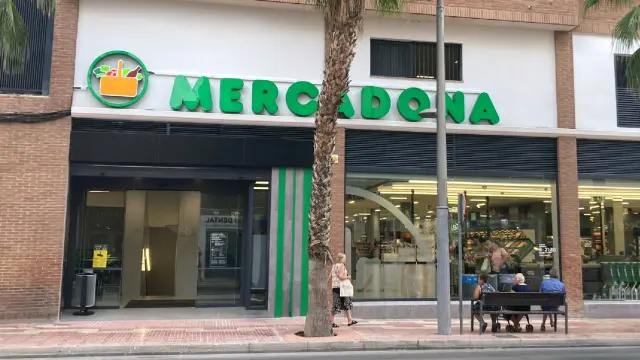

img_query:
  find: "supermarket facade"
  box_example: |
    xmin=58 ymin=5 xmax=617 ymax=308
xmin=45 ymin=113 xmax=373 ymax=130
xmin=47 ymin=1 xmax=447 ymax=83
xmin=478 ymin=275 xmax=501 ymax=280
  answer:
xmin=3 ymin=0 xmax=640 ymax=319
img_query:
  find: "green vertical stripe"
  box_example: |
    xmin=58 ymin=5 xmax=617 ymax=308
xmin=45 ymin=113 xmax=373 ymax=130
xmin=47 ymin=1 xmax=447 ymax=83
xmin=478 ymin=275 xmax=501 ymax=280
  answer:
xmin=289 ymin=169 xmax=297 ymax=317
xmin=275 ymin=168 xmax=287 ymax=318
xmin=300 ymin=168 xmax=312 ymax=316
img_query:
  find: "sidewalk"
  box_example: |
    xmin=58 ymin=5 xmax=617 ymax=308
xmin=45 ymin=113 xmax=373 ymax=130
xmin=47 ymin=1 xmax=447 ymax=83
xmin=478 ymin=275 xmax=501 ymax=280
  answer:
xmin=0 ymin=317 xmax=638 ymax=357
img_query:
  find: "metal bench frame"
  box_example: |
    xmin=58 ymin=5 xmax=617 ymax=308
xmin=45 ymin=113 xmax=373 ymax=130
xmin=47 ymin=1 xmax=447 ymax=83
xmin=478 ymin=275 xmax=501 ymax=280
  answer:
xmin=470 ymin=292 xmax=568 ymax=335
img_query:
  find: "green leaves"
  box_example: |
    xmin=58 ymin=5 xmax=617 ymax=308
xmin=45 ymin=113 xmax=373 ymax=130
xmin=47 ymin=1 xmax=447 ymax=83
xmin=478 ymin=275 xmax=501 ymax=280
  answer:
xmin=93 ymin=64 xmax=110 ymax=78
xmin=613 ymin=6 xmax=640 ymax=88
xmin=0 ymin=0 xmax=55 ymax=74
xmin=584 ymin=1 xmax=640 ymax=89
xmin=136 ymin=73 xmax=143 ymax=81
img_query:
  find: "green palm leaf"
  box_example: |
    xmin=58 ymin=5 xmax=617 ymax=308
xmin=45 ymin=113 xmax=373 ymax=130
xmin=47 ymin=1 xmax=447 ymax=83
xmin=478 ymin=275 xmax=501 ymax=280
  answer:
xmin=0 ymin=0 xmax=55 ymax=74
xmin=584 ymin=1 xmax=640 ymax=88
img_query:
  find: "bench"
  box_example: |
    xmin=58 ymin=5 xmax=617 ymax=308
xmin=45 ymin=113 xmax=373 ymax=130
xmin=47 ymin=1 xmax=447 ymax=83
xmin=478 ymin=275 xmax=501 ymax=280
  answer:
xmin=470 ymin=292 xmax=568 ymax=335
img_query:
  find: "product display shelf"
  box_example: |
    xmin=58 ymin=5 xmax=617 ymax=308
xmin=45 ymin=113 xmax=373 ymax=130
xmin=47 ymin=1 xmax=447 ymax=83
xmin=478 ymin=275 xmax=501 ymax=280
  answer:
xmin=462 ymin=228 xmax=535 ymax=266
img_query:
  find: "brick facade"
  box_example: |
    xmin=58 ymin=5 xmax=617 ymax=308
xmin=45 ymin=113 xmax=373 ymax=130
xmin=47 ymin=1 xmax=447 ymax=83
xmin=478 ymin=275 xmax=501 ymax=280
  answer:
xmin=557 ymin=137 xmax=583 ymax=315
xmin=259 ymin=0 xmax=579 ymax=26
xmin=554 ymin=30 xmax=582 ymax=315
xmin=0 ymin=0 xmax=78 ymax=319
xmin=575 ymin=0 xmax=640 ymax=34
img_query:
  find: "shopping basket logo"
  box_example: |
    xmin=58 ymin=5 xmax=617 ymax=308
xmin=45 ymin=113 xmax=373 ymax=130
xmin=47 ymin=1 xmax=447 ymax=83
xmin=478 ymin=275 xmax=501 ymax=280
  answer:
xmin=87 ymin=50 xmax=149 ymax=108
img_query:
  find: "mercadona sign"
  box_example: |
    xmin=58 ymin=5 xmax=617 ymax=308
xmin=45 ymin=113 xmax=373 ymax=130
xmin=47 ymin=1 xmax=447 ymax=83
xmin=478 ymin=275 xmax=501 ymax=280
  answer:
xmin=169 ymin=75 xmax=500 ymax=125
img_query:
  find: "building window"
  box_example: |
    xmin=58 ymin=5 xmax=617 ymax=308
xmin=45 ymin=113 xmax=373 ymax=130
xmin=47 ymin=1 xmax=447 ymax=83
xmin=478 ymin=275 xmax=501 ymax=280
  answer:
xmin=0 ymin=0 xmax=54 ymax=95
xmin=614 ymin=55 xmax=640 ymax=128
xmin=579 ymin=179 xmax=640 ymax=300
xmin=370 ymin=39 xmax=462 ymax=81
xmin=345 ymin=174 xmax=559 ymax=301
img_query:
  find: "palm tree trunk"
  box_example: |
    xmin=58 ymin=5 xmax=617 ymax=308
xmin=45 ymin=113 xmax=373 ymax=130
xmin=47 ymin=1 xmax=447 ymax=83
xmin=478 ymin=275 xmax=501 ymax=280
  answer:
xmin=304 ymin=1 xmax=363 ymax=338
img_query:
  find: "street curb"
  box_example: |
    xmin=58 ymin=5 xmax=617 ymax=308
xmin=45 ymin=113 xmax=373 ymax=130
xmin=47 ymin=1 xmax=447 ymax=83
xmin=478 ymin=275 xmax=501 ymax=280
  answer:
xmin=0 ymin=338 xmax=638 ymax=358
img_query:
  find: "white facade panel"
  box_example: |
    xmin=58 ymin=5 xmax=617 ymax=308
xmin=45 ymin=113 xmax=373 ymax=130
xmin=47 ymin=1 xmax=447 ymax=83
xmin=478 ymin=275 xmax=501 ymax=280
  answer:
xmin=73 ymin=0 xmax=325 ymax=95
xmin=352 ymin=16 xmax=559 ymax=130
xmin=73 ymin=0 xmax=559 ymax=133
xmin=573 ymin=33 xmax=640 ymax=133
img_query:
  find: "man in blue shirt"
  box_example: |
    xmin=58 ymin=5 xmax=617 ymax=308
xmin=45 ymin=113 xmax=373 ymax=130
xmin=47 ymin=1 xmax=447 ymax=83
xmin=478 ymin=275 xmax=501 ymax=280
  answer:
xmin=540 ymin=269 xmax=565 ymax=331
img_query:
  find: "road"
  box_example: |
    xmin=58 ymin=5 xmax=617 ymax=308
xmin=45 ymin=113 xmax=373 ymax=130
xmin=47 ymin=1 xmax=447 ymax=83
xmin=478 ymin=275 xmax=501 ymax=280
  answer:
xmin=18 ymin=347 xmax=640 ymax=360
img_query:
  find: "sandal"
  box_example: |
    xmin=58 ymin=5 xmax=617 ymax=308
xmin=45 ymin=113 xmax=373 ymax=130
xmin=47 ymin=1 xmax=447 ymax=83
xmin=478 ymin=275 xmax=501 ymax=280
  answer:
xmin=481 ymin=322 xmax=488 ymax=333
xmin=347 ymin=320 xmax=358 ymax=326
xmin=332 ymin=323 xmax=339 ymax=328
xmin=540 ymin=325 xmax=546 ymax=332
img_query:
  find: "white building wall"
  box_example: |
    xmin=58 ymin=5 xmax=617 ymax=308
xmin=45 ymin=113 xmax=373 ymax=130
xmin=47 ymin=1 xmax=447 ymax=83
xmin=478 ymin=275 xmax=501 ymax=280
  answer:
xmin=573 ymin=33 xmax=640 ymax=133
xmin=352 ymin=16 xmax=558 ymax=129
xmin=73 ymin=0 xmax=559 ymax=133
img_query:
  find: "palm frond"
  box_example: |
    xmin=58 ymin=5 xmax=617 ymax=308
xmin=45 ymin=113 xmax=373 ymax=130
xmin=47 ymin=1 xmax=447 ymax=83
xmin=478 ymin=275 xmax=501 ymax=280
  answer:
xmin=583 ymin=0 xmax=635 ymax=16
xmin=0 ymin=0 xmax=55 ymax=74
xmin=35 ymin=0 xmax=55 ymax=14
xmin=624 ymin=48 xmax=640 ymax=88
xmin=613 ymin=5 xmax=640 ymax=52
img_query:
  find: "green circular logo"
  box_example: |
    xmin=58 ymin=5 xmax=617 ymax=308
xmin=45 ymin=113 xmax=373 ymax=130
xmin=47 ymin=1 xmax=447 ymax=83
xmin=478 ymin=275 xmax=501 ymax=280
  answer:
xmin=87 ymin=50 xmax=149 ymax=108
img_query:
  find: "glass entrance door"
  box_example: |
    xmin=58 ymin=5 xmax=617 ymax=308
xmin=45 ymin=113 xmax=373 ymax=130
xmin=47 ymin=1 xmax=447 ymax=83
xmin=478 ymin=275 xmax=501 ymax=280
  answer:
xmin=197 ymin=187 xmax=246 ymax=306
xmin=64 ymin=177 xmax=270 ymax=310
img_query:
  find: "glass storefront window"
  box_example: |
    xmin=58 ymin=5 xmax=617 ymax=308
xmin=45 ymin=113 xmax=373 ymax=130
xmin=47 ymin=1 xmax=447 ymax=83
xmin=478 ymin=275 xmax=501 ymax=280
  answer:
xmin=345 ymin=174 xmax=559 ymax=300
xmin=579 ymin=179 xmax=640 ymax=300
xmin=74 ymin=190 xmax=125 ymax=308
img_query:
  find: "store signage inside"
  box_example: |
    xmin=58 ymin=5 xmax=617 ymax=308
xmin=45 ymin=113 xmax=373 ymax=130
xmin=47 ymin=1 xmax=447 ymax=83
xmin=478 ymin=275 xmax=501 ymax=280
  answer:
xmin=169 ymin=76 xmax=500 ymax=125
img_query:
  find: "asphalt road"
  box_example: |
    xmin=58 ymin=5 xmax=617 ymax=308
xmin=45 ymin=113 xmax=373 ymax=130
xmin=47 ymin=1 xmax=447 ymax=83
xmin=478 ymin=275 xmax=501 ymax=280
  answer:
xmin=21 ymin=347 xmax=640 ymax=360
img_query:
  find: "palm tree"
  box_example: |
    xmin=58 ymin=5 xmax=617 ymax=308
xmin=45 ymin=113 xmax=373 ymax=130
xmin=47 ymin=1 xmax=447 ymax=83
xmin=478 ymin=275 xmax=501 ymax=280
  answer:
xmin=304 ymin=0 xmax=403 ymax=338
xmin=584 ymin=0 xmax=640 ymax=87
xmin=0 ymin=0 xmax=55 ymax=74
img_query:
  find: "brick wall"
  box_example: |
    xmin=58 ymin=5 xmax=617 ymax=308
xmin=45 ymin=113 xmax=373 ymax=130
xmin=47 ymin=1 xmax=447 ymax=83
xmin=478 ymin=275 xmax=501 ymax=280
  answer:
xmin=0 ymin=0 xmax=78 ymax=319
xmin=554 ymin=30 xmax=583 ymax=315
xmin=575 ymin=0 xmax=640 ymax=34
xmin=259 ymin=0 xmax=579 ymax=26
xmin=555 ymin=32 xmax=576 ymax=130
xmin=557 ymin=137 xmax=583 ymax=316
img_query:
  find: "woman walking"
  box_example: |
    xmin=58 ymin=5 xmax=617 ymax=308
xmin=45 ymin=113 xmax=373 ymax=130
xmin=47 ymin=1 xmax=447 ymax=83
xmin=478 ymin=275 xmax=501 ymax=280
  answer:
xmin=330 ymin=253 xmax=358 ymax=328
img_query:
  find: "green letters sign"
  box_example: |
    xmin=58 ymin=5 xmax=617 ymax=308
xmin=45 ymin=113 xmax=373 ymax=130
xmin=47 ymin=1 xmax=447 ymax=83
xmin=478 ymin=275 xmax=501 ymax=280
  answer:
xmin=169 ymin=77 xmax=500 ymax=125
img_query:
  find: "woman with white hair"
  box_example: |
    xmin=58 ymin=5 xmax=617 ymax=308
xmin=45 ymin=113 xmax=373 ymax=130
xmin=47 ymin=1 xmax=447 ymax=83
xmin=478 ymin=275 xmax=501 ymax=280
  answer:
xmin=506 ymin=273 xmax=531 ymax=332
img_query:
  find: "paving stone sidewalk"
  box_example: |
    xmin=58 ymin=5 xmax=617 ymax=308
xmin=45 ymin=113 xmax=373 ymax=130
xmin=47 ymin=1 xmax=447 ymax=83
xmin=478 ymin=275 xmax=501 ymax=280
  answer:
xmin=0 ymin=317 xmax=637 ymax=357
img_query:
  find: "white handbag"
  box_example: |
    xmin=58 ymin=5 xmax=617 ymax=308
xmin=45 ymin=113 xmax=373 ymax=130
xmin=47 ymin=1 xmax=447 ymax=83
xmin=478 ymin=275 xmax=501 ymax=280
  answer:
xmin=340 ymin=280 xmax=354 ymax=297
xmin=481 ymin=258 xmax=491 ymax=273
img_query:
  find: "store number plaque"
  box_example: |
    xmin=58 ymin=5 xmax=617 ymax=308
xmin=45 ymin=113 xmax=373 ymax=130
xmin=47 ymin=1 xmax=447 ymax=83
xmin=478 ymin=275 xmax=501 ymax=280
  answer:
xmin=209 ymin=232 xmax=228 ymax=267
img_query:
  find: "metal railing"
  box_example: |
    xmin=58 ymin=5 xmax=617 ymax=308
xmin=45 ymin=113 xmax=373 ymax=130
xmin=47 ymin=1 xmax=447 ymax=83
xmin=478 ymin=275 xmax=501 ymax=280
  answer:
xmin=0 ymin=0 xmax=54 ymax=95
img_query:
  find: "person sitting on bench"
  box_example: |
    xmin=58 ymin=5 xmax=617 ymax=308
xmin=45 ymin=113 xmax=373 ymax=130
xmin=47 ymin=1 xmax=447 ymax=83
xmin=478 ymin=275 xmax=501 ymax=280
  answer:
xmin=473 ymin=272 xmax=499 ymax=332
xmin=505 ymin=273 xmax=531 ymax=332
xmin=539 ymin=269 xmax=565 ymax=331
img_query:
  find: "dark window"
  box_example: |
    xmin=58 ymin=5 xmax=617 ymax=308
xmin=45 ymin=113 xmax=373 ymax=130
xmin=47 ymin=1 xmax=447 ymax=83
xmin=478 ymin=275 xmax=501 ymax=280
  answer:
xmin=370 ymin=39 xmax=462 ymax=81
xmin=0 ymin=0 xmax=54 ymax=95
xmin=614 ymin=54 xmax=640 ymax=128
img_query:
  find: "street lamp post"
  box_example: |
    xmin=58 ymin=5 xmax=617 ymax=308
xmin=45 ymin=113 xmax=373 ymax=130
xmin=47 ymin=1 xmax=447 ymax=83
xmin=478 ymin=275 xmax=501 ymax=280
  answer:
xmin=420 ymin=0 xmax=450 ymax=336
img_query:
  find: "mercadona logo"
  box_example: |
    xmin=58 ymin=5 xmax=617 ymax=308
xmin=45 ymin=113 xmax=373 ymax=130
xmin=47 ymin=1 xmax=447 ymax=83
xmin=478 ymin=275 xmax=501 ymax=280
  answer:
xmin=87 ymin=50 xmax=149 ymax=108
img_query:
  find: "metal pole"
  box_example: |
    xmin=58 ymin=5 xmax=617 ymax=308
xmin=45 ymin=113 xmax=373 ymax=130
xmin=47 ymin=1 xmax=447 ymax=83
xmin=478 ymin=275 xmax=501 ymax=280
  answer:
xmin=435 ymin=0 xmax=451 ymax=336
xmin=458 ymin=193 xmax=465 ymax=334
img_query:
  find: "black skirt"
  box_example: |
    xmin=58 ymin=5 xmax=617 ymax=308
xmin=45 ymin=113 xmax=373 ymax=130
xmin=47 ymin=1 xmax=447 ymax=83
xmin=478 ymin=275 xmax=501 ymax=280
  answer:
xmin=331 ymin=287 xmax=353 ymax=315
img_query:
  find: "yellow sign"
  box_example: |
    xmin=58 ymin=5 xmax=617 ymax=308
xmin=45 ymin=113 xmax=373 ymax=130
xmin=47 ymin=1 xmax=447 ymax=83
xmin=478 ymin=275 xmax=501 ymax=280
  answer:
xmin=93 ymin=245 xmax=108 ymax=268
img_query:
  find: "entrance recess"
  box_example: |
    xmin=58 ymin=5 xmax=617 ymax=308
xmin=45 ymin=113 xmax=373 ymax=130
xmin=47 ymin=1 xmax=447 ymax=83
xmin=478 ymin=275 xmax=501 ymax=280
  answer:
xmin=64 ymin=176 xmax=269 ymax=311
